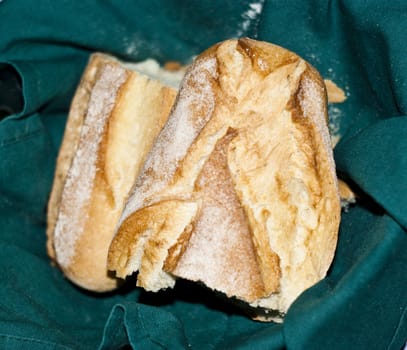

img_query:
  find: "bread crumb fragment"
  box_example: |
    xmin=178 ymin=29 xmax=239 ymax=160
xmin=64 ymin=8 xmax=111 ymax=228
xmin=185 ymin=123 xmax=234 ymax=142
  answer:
xmin=324 ymin=79 xmax=347 ymax=103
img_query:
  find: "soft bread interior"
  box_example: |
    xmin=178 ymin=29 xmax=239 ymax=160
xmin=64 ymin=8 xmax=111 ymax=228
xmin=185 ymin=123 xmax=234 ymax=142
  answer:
xmin=48 ymin=54 xmax=179 ymax=291
xmin=108 ymin=38 xmax=340 ymax=320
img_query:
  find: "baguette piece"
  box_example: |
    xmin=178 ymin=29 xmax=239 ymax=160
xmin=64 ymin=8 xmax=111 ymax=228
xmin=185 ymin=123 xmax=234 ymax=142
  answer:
xmin=47 ymin=53 xmax=177 ymax=291
xmin=108 ymin=38 xmax=341 ymax=320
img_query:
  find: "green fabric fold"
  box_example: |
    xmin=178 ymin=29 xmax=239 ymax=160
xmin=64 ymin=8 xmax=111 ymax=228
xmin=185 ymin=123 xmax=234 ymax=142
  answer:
xmin=335 ymin=117 xmax=407 ymax=229
xmin=0 ymin=1 xmax=406 ymax=349
xmin=99 ymin=303 xmax=187 ymax=349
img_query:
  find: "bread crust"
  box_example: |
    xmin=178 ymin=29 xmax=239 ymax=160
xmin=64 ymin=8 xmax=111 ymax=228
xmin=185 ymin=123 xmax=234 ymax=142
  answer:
xmin=47 ymin=54 xmax=177 ymax=291
xmin=108 ymin=38 xmax=341 ymax=319
xmin=48 ymin=38 xmax=341 ymax=321
xmin=47 ymin=54 xmax=111 ymax=260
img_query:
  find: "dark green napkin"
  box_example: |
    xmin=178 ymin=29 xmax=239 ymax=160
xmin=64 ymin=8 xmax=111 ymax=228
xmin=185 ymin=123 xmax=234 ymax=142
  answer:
xmin=0 ymin=1 xmax=405 ymax=349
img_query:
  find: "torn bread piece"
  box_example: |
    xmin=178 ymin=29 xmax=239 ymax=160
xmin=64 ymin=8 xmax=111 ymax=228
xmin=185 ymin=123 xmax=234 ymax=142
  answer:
xmin=325 ymin=79 xmax=347 ymax=104
xmin=47 ymin=53 xmax=178 ymax=291
xmin=108 ymin=38 xmax=341 ymax=321
xmin=324 ymin=79 xmax=356 ymax=205
xmin=338 ymin=179 xmax=357 ymax=209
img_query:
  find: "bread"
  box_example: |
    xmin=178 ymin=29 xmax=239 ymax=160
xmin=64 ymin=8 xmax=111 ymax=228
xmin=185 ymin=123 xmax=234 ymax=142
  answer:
xmin=324 ymin=79 xmax=347 ymax=103
xmin=47 ymin=53 xmax=177 ymax=291
xmin=107 ymin=38 xmax=341 ymax=321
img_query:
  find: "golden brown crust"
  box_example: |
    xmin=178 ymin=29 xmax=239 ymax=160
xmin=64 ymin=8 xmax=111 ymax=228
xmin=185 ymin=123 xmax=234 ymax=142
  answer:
xmin=48 ymin=54 xmax=177 ymax=291
xmin=324 ymin=79 xmax=347 ymax=103
xmin=46 ymin=54 xmax=111 ymax=260
xmin=338 ymin=179 xmax=356 ymax=206
xmin=49 ymin=38 xmax=340 ymax=319
xmin=108 ymin=38 xmax=341 ymax=318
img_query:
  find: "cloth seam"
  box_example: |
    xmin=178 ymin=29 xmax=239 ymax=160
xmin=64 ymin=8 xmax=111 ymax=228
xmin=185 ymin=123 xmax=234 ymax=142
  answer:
xmin=0 ymin=127 xmax=44 ymax=148
xmin=387 ymin=301 xmax=407 ymax=350
xmin=0 ymin=333 xmax=74 ymax=349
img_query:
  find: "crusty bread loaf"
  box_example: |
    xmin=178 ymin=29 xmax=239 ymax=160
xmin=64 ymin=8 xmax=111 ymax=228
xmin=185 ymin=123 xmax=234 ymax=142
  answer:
xmin=47 ymin=53 xmax=110 ymax=261
xmin=107 ymin=38 xmax=341 ymax=321
xmin=47 ymin=53 xmax=177 ymax=291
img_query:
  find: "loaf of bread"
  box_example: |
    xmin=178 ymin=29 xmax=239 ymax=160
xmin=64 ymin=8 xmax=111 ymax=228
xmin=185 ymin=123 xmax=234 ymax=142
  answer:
xmin=47 ymin=53 xmax=178 ymax=291
xmin=107 ymin=38 xmax=341 ymax=321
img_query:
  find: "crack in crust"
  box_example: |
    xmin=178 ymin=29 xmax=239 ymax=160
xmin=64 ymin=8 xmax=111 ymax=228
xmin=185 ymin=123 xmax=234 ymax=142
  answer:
xmin=108 ymin=38 xmax=341 ymax=319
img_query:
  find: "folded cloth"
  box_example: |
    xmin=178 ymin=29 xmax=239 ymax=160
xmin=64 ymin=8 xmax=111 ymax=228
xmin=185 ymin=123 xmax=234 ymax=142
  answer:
xmin=0 ymin=1 xmax=405 ymax=349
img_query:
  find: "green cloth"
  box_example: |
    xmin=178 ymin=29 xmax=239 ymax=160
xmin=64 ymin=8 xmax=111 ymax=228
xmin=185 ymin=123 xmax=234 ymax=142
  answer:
xmin=0 ymin=1 xmax=406 ymax=349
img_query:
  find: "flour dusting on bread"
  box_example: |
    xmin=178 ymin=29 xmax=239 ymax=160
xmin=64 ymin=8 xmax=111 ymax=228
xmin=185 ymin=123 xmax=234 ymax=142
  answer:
xmin=54 ymin=64 xmax=127 ymax=268
xmin=107 ymin=39 xmax=341 ymax=321
xmin=49 ymin=39 xmax=341 ymax=321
